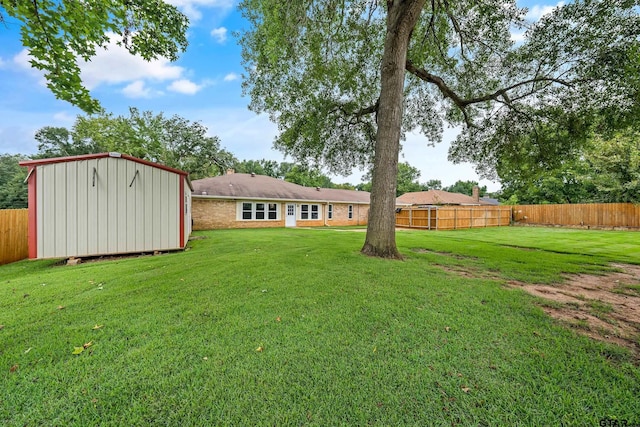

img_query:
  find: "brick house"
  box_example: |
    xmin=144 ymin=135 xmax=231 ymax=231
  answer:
xmin=191 ymin=171 xmax=370 ymax=230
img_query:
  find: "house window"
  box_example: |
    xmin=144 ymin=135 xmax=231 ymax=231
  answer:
xmin=239 ymin=202 xmax=280 ymax=220
xmin=328 ymin=204 xmax=333 ymax=220
xmin=348 ymin=205 xmax=353 ymax=219
xmin=255 ymin=203 xmax=265 ymax=219
xmin=242 ymin=202 xmax=253 ymax=220
xmin=268 ymin=204 xmax=278 ymax=219
xmin=300 ymin=204 xmax=321 ymax=220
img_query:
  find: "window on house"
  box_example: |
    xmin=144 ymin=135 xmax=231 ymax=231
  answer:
xmin=300 ymin=204 xmax=321 ymax=220
xmin=268 ymin=204 xmax=278 ymax=219
xmin=242 ymin=202 xmax=253 ymax=220
xmin=328 ymin=204 xmax=333 ymax=220
xmin=239 ymin=202 xmax=279 ymax=220
xmin=348 ymin=205 xmax=353 ymax=219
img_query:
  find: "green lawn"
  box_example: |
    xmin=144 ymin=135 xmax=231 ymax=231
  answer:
xmin=1 ymin=227 xmax=639 ymax=426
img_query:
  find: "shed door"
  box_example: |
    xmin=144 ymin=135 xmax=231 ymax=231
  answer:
xmin=285 ymin=204 xmax=296 ymax=227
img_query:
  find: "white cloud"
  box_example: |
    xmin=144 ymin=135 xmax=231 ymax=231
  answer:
xmin=166 ymin=0 xmax=234 ymax=21
xmin=210 ymin=27 xmax=228 ymax=43
xmin=0 ymin=57 xmax=6 ymax=69
xmin=223 ymin=73 xmax=239 ymax=82
xmin=526 ymin=2 xmax=564 ymax=21
xmin=79 ymin=34 xmax=184 ymax=89
xmin=13 ymin=49 xmax=47 ymax=86
xmin=511 ymin=2 xmax=565 ymax=43
xmin=122 ymin=80 xmax=153 ymax=98
xmin=167 ymin=79 xmax=203 ymax=95
xmin=53 ymin=111 xmax=76 ymax=124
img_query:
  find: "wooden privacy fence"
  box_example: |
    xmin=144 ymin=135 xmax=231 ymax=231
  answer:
xmin=396 ymin=206 xmax=512 ymax=230
xmin=513 ymin=203 xmax=640 ymax=228
xmin=0 ymin=209 xmax=29 ymax=265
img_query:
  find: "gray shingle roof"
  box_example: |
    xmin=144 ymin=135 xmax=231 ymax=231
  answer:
xmin=192 ymin=173 xmax=370 ymax=204
xmin=396 ymin=190 xmax=493 ymax=206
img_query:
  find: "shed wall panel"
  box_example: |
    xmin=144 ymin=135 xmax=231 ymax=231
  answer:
xmin=66 ymin=162 xmax=78 ymax=256
xmin=125 ymin=160 xmax=136 ymax=252
xmin=159 ymin=170 xmax=169 ymax=249
xmin=53 ymin=164 xmax=67 ymax=256
xmin=96 ymin=159 xmax=109 ymax=255
xmin=86 ymin=159 xmax=99 ymax=256
xmin=107 ymin=159 xmax=119 ymax=253
xmin=166 ymin=174 xmax=179 ymax=249
xmin=115 ymin=161 xmax=127 ymax=253
xmin=76 ymin=161 xmax=89 ymax=256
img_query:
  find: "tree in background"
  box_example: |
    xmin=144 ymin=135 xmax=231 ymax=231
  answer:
xmin=587 ymin=130 xmax=640 ymax=203
xmin=284 ymin=165 xmax=334 ymax=188
xmin=34 ymin=126 xmax=103 ymax=158
xmin=234 ymin=159 xmax=282 ymax=178
xmin=443 ymin=181 xmax=487 ymax=197
xmin=422 ymin=180 xmax=442 ymax=191
xmin=31 ymin=109 xmax=235 ymax=179
xmin=496 ymin=127 xmax=640 ymax=205
xmin=1 ymin=1 xmax=188 ymax=113
xmin=239 ymin=0 xmax=640 ymax=258
xmin=0 ymin=154 xmax=29 ymax=209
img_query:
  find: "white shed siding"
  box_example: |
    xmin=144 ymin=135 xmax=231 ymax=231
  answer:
xmin=35 ymin=156 xmax=184 ymax=259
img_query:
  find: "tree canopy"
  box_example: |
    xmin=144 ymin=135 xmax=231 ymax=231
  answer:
xmin=32 ymin=109 xmax=236 ymax=179
xmin=498 ymin=128 xmax=640 ymax=204
xmin=0 ymin=0 xmax=188 ymax=113
xmin=0 ymin=154 xmax=28 ymax=209
xmin=239 ymin=0 xmax=640 ymax=257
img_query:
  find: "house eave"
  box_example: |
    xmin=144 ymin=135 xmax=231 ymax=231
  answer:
xmin=192 ymin=194 xmax=370 ymax=205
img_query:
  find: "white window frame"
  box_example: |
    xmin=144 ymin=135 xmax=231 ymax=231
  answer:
xmin=328 ymin=204 xmax=333 ymax=220
xmin=348 ymin=204 xmax=354 ymax=220
xmin=299 ymin=203 xmax=322 ymax=220
xmin=237 ymin=201 xmax=280 ymax=221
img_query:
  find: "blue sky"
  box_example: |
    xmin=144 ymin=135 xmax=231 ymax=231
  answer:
xmin=0 ymin=0 xmax=559 ymax=190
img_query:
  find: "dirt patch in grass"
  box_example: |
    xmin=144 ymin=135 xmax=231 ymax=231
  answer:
xmin=507 ymin=263 xmax=640 ymax=359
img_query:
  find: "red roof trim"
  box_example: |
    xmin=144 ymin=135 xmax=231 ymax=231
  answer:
xmin=26 ymin=166 xmax=37 ymax=259
xmin=19 ymin=152 xmax=190 ymax=178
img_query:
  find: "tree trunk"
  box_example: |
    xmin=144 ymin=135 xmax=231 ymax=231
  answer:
xmin=361 ymin=0 xmax=425 ymax=259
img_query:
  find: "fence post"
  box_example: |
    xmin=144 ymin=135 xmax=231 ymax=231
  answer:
xmin=427 ymin=207 xmax=431 ymax=230
xmin=409 ymin=208 xmax=413 ymax=227
xmin=454 ymin=208 xmax=457 ymax=230
xmin=469 ymin=208 xmax=472 ymax=228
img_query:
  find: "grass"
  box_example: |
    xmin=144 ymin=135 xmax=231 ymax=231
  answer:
xmin=1 ymin=227 xmax=639 ymax=426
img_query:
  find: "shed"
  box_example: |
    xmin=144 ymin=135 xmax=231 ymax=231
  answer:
xmin=19 ymin=152 xmax=192 ymax=259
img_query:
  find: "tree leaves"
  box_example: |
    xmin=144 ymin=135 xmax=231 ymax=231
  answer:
xmin=2 ymin=0 xmax=188 ymax=113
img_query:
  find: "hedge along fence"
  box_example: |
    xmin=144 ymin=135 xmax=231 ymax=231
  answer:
xmin=0 ymin=209 xmax=28 ymax=265
xmin=513 ymin=203 xmax=640 ymax=229
xmin=396 ymin=206 xmax=512 ymax=230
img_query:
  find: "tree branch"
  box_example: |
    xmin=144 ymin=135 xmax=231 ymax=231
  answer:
xmin=405 ymin=59 xmax=574 ymax=125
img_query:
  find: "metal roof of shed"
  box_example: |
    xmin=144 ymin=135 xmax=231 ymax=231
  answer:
xmin=19 ymin=152 xmax=193 ymax=190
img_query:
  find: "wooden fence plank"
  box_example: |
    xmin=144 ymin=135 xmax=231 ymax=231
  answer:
xmin=0 ymin=209 xmax=29 ymax=265
xmin=396 ymin=206 xmax=511 ymax=230
xmin=513 ymin=203 xmax=640 ymax=228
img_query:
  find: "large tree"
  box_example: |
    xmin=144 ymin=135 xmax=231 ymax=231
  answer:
xmin=1 ymin=0 xmax=188 ymax=113
xmin=33 ymin=109 xmax=236 ymax=179
xmin=239 ymin=0 xmax=640 ymax=258
xmin=497 ymin=128 xmax=640 ymax=204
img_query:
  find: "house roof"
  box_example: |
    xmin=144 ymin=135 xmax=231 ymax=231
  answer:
xmin=192 ymin=173 xmax=370 ymax=204
xmin=396 ymin=189 xmax=494 ymax=206
xmin=19 ymin=152 xmax=193 ymax=190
